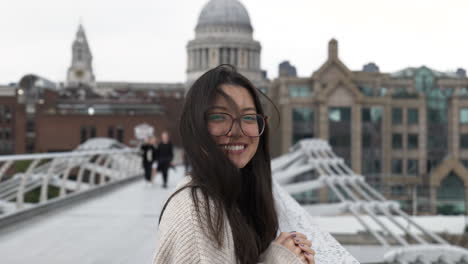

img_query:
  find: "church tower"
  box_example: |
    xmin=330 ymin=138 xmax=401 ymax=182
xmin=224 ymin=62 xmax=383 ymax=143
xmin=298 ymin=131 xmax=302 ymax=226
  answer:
xmin=67 ymin=24 xmax=95 ymax=87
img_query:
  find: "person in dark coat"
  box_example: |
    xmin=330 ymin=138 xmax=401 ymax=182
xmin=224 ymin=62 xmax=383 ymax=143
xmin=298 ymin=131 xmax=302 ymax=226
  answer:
xmin=157 ymin=131 xmax=173 ymax=188
xmin=140 ymin=136 xmax=157 ymax=185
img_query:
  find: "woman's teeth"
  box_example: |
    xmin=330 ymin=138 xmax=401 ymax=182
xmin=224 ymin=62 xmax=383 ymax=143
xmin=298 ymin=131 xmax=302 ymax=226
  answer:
xmin=223 ymin=145 xmax=245 ymax=151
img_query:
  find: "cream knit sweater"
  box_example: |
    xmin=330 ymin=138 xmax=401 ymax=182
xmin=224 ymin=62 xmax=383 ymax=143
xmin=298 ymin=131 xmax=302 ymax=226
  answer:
xmin=152 ymin=180 xmax=304 ymax=264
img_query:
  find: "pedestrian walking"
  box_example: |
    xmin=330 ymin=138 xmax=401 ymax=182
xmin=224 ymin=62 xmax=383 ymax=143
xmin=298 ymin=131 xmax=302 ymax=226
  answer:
xmin=157 ymin=131 xmax=173 ymax=188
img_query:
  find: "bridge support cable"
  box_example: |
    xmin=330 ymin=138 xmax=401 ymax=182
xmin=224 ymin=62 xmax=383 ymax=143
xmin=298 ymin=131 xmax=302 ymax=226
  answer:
xmin=335 ymin=178 xmax=407 ymax=246
xmin=16 ymin=159 xmax=41 ymax=209
xmin=0 ymin=161 xmax=13 ymax=182
xmin=59 ymin=157 xmax=75 ymax=197
xmin=348 ymin=180 xmax=429 ymax=245
xmin=392 ymin=207 xmax=449 ymax=245
xmin=273 ymin=138 xmax=468 ymax=262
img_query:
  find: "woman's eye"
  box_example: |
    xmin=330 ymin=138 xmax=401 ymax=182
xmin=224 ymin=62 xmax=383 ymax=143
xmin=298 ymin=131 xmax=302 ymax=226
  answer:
xmin=208 ymin=114 xmax=226 ymax=121
xmin=242 ymin=115 xmax=257 ymax=122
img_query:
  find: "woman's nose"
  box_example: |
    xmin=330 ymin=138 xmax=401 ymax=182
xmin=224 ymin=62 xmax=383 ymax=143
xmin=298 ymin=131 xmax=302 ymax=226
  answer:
xmin=227 ymin=120 xmax=242 ymax=137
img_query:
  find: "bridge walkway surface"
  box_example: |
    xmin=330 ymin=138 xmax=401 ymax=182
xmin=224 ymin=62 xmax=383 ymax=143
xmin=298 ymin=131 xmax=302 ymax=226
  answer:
xmin=0 ymin=167 xmax=185 ymax=264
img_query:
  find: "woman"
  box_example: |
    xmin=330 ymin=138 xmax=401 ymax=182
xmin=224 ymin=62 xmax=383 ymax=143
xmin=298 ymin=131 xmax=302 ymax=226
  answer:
xmin=157 ymin=131 xmax=174 ymax=188
xmin=153 ymin=65 xmax=315 ymax=264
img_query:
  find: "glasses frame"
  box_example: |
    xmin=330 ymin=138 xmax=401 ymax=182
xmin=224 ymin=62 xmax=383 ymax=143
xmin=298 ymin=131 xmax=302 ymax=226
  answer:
xmin=205 ymin=112 xmax=268 ymax=138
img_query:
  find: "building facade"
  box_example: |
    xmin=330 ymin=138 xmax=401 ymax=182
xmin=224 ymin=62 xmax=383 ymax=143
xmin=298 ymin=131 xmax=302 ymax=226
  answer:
xmin=269 ymin=39 xmax=468 ymax=215
xmin=8 ymin=74 xmax=184 ymax=153
xmin=186 ymin=0 xmax=268 ymax=90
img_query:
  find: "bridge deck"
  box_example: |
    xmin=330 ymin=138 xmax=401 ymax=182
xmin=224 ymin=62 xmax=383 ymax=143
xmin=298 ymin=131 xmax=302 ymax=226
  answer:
xmin=0 ymin=167 xmax=185 ymax=264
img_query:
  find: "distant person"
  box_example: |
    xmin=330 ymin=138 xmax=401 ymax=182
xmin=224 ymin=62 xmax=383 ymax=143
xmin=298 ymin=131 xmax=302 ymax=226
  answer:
xmin=157 ymin=131 xmax=173 ymax=188
xmin=140 ymin=136 xmax=157 ymax=186
xmin=152 ymin=65 xmax=314 ymax=264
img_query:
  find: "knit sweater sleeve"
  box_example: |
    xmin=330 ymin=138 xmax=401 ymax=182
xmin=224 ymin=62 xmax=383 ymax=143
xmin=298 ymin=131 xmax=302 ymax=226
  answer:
xmin=152 ymin=188 xmax=303 ymax=264
xmin=152 ymin=188 xmax=236 ymax=264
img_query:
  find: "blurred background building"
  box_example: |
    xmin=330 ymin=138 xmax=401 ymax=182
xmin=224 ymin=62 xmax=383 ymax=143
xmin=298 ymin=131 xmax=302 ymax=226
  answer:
xmin=268 ymin=39 xmax=468 ymax=215
xmin=0 ymin=0 xmax=467 ymax=217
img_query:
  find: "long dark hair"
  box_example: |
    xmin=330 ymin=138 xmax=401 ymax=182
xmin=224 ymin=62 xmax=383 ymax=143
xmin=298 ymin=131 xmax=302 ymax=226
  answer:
xmin=179 ymin=65 xmax=278 ymax=263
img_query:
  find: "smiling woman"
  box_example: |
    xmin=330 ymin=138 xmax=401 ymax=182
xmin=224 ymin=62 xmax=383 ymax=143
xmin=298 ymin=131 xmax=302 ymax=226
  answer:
xmin=152 ymin=65 xmax=315 ymax=264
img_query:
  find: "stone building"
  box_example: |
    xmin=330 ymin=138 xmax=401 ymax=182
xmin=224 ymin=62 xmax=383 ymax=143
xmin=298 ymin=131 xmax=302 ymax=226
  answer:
xmin=186 ymin=0 xmax=268 ymax=90
xmin=269 ymin=39 xmax=468 ymax=214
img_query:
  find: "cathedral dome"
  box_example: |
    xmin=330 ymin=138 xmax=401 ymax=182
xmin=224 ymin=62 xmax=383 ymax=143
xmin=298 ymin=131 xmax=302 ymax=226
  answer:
xmin=196 ymin=0 xmax=252 ymax=31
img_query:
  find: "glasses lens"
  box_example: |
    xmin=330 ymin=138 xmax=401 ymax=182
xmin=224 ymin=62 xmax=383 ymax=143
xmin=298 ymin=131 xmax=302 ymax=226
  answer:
xmin=206 ymin=113 xmax=265 ymax=137
xmin=206 ymin=113 xmax=232 ymax=136
xmin=241 ymin=114 xmax=264 ymax=137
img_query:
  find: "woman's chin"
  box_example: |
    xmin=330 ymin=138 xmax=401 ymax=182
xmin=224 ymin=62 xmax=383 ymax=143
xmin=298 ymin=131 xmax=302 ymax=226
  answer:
xmin=228 ymin=157 xmax=247 ymax=168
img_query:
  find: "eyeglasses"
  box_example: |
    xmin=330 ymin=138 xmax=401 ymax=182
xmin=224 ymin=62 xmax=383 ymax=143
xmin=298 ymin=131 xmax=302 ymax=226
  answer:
xmin=205 ymin=112 xmax=267 ymax=137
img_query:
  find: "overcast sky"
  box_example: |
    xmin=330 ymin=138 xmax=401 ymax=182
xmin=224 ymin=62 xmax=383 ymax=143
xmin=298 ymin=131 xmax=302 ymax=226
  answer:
xmin=1 ymin=0 xmax=467 ymax=84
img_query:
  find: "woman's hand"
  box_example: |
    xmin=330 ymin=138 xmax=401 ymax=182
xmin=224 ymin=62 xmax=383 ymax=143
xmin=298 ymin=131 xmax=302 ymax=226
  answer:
xmin=273 ymin=232 xmax=315 ymax=264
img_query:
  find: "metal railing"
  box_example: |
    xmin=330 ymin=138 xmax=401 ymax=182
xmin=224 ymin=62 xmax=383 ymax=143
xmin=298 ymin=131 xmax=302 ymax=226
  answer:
xmin=0 ymin=139 xmax=142 ymax=215
xmin=272 ymin=139 xmax=468 ymax=264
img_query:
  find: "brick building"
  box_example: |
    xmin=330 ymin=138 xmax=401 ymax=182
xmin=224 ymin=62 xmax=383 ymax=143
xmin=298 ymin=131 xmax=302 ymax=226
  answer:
xmin=1 ymin=74 xmax=184 ymax=154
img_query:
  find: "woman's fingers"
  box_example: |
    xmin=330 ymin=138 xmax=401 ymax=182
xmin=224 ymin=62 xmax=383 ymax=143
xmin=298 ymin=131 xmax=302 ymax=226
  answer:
xmin=298 ymin=243 xmax=316 ymax=257
xmin=304 ymin=251 xmax=315 ymax=264
xmin=290 ymin=231 xmax=307 ymax=240
xmin=293 ymin=238 xmax=312 ymax=247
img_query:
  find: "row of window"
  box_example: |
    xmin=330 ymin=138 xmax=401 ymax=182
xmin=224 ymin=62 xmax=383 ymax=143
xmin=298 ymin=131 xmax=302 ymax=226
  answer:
xmin=291 ymin=107 xmax=420 ymax=124
xmin=0 ymin=105 xmax=13 ymax=124
xmin=392 ymin=133 xmax=419 ymax=149
xmin=362 ymin=159 xmax=419 ymax=175
xmin=0 ymin=128 xmax=12 ymax=140
xmin=391 ymin=159 xmax=419 ymax=175
xmin=392 ymin=108 xmax=419 ymax=125
xmin=288 ymin=85 xmax=312 ymax=97
xmin=80 ymin=126 xmax=124 ymax=143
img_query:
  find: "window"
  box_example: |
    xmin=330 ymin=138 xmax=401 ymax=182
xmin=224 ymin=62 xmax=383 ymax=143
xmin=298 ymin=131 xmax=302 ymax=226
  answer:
xmin=408 ymin=134 xmax=418 ymax=149
xmin=362 ymin=159 xmax=381 ymax=175
xmin=462 ymin=160 xmax=468 ymax=168
xmin=460 ymin=134 xmax=468 ymax=149
xmin=407 ymin=159 xmax=419 ymax=175
xmin=408 ymin=108 xmax=419 ymax=124
xmin=362 ymin=133 xmax=371 ymax=148
xmin=392 ymin=133 xmax=402 ymax=149
xmin=460 ymin=109 xmax=468 ymax=124
xmin=392 ymin=108 xmax=402 ymax=124
xmin=292 ymin=108 xmax=314 ymax=122
xmin=80 ymin=126 xmax=87 ymax=143
xmin=108 ymin=126 xmax=115 ymax=138
xmin=359 ymin=85 xmax=373 ymax=96
xmin=379 ymin=87 xmax=388 ymax=96
xmin=4 ymin=128 xmax=10 ymax=140
xmin=26 ymin=120 xmax=35 ymax=133
xmin=288 ymin=84 xmax=311 ymax=97
xmin=117 ymin=127 xmax=124 ymax=142
xmin=329 ymin=107 xmax=351 ymax=122
xmin=292 ymin=108 xmax=314 ymax=144
xmin=392 ymin=159 xmax=403 ymax=174
xmin=391 ymin=185 xmax=405 ymax=196
xmin=90 ymin=126 xmax=96 ymax=138
xmin=362 ymin=107 xmax=383 ymax=123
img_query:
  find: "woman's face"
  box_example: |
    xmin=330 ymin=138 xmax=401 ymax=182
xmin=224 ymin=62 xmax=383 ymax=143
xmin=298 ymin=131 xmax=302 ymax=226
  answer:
xmin=207 ymin=84 xmax=260 ymax=168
